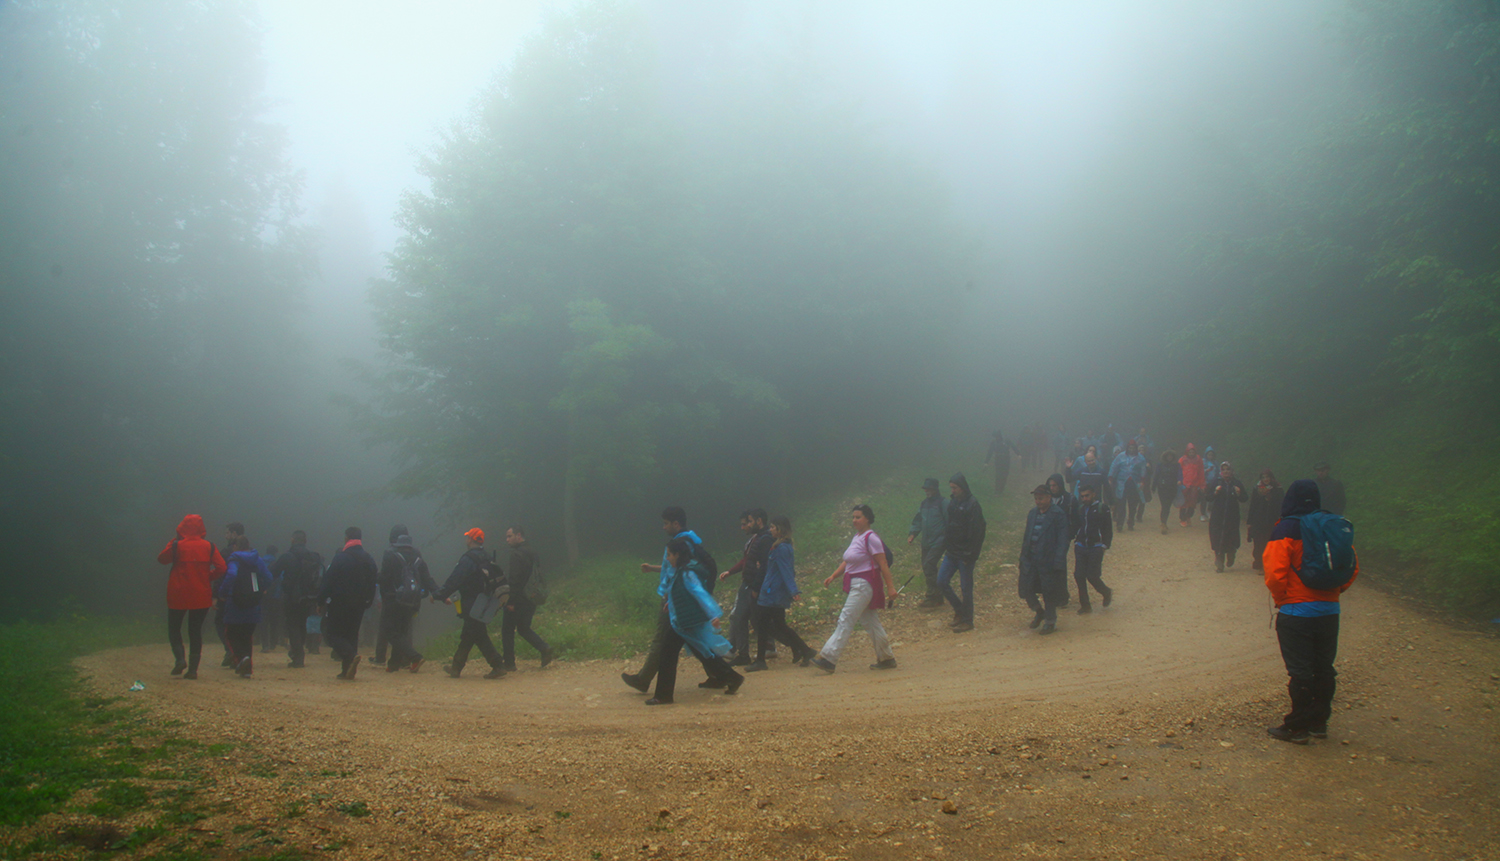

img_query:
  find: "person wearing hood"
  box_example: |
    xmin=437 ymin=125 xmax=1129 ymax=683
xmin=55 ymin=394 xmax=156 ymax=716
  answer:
xmin=1263 ymin=480 xmax=1360 ymax=743
xmin=158 ymin=514 xmax=228 ymax=679
xmin=1178 ymin=444 xmax=1206 ymax=527
xmin=1019 ymin=485 xmax=1071 ymax=635
xmin=938 ymin=473 xmax=987 ymax=633
xmin=985 ymin=430 xmax=1018 ymax=494
xmin=1246 ymin=469 xmax=1285 ymax=571
xmin=434 ymin=528 xmax=507 ymax=679
xmin=1046 ymin=473 xmax=1076 ymax=533
xmin=622 ymin=508 xmax=719 ymax=693
xmin=1109 ymin=440 xmax=1148 ymax=532
xmin=271 ymin=531 xmax=323 ymax=668
xmin=1199 ymin=448 xmax=1219 ymax=522
xmin=319 ymin=526 xmax=379 ymax=680
xmin=1206 ymin=462 xmax=1249 ymax=571
xmin=907 ymin=477 xmax=950 ymax=609
xmin=217 ymin=535 xmax=270 ymax=678
xmin=377 ymin=524 xmax=437 ymax=673
xmin=647 ymin=538 xmax=743 ymax=704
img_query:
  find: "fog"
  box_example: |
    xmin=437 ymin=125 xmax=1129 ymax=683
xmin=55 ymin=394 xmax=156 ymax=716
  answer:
xmin=2 ymin=0 xmax=1494 ymax=619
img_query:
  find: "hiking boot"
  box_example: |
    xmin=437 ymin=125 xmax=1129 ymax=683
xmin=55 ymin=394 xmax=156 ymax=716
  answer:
xmin=951 ymin=622 xmax=973 ymax=633
xmin=796 ymin=650 xmax=814 ymax=668
xmin=171 ymin=661 xmax=187 ymax=676
xmin=870 ymin=658 xmax=898 ymax=670
xmin=408 ymin=658 xmax=424 ymax=674
xmin=1078 ymin=604 xmax=1093 ymax=615
xmin=221 ymin=653 xmax=234 ymax=668
xmin=744 ymin=660 xmax=769 ymax=673
xmin=1028 ymin=610 xmax=1045 ymax=629
xmin=811 ymin=656 xmax=836 ymax=674
xmin=1267 ymin=725 xmax=1309 ymax=745
xmin=644 ymin=697 xmax=673 ymax=706
xmin=621 ymin=672 xmax=649 ymax=692
xmin=483 ymin=667 xmax=507 ymax=680
xmin=724 ymin=672 xmax=745 ymax=695
xmin=698 ymin=678 xmax=728 ymax=689
xmin=183 ymin=670 xmax=198 ymax=680
xmin=444 ymin=663 xmax=462 ymax=679
xmin=1102 ymin=588 xmax=1113 ymax=608
xmin=539 ymin=648 xmax=554 ymax=669
xmin=1039 ymin=621 xmax=1057 ymax=635
xmin=1310 ymin=725 xmax=1329 ymax=739
xmin=919 ymin=596 xmax=945 ymax=609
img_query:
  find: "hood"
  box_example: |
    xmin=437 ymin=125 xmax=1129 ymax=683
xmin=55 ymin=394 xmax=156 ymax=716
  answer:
xmin=230 ymin=549 xmax=261 ymax=563
xmin=389 ymin=524 xmax=412 ymax=548
xmin=1281 ymin=479 xmax=1321 ymax=517
xmin=949 ymin=472 xmax=972 ymax=498
xmin=1047 ymin=473 xmax=1066 ymax=494
xmin=176 ymin=514 xmax=207 ymax=540
xmin=674 ymin=529 xmax=703 ymax=546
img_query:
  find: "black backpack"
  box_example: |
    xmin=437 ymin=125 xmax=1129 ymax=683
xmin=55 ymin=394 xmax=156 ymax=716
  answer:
xmin=690 ymin=543 xmax=719 ymax=593
xmin=521 ymin=554 xmax=548 ymax=606
xmin=231 ymin=558 xmax=263 ymax=609
xmin=389 ymin=549 xmax=425 ymax=607
xmin=289 ymin=547 xmax=323 ymax=600
xmin=476 ymin=551 xmax=510 ymax=603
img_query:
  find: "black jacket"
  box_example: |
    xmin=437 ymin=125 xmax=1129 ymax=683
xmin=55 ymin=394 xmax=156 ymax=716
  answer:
xmin=319 ymin=543 xmax=379 ymax=609
xmin=943 ymin=472 xmax=987 ymax=562
xmin=379 ymin=545 xmax=437 ymax=606
xmin=436 ymin=547 xmax=495 ymax=609
xmin=507 ymin=543 xmax=539 ymax=606
xmin=738 ymin=530 xmax=774 ymax=592
xmin=1073 ymin=500 xmax=1113 ymax=549
xmin=271 ymin=543 xmax=323 ymax=606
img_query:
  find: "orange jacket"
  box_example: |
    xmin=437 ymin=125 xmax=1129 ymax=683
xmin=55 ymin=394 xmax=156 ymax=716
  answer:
xmin=1263 ymin=521 xmax=1359 ymax=607
xmin=159 ymin=514 xmax=227 ymax=610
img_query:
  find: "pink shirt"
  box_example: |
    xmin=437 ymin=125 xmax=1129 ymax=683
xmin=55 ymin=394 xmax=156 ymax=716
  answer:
xmin=842 ymin=530 xmax=888 ymax=608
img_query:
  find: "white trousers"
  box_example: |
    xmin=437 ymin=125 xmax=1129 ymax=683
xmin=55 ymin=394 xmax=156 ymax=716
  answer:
xmin=819 ymin=578 xmax=893 ymax=664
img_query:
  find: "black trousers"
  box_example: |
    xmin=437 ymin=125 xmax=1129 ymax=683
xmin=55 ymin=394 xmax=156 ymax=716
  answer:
xmin=501 ymin=600 xmax=549 ymax=668
xmin=654 ymin=625 xmax=740 ymax=702
xmin=452 ymin=616 xmax=502 ymax=672
xmin=1159 ymin=492 xmax=1174 ymax=526
xmin=752 ymin=605 xmax=811 ymax=662
xmin=167 ymin=607 xmax=209 ymax=672
xmin=728 ymin=583 xmax=759 ymax=658
xmin=1018 ymin=566 xmax=1065 ymax=623
xmin=637 ymin=606 xmax=717 ymax=684
xmin=1252 ymin=536 xmax=1270 ymax=570
xmin=259 ymin=595 xmax=283 ymax=651
xmin=225 ymin=622 xmax=256 ymax=672
xmin=1073 ymin=546 xmax=1110 ymax=606
xmin=285 ymin=604 xmax=310 ymax=664
xmin=213 ymin=606 xmax=229 ymax=657
xmin=1114 ymin=484 xmax=1142 ymax=530
xmin=380 ymin=602 xmax=422 ymax=669
xmin=1275 ymin=612 xmax=1340 ymax=732
xmin=324 ymin=605 xmax=365 ymax=675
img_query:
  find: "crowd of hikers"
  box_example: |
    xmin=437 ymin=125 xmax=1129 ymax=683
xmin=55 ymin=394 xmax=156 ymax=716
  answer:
xmin=157 ymin=424 xmax=1357 ymax=746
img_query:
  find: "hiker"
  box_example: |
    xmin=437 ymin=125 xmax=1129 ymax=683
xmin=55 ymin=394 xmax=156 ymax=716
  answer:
xmin=159 ymin=514 xmax=227 ymax=679
xmin=1135 ymin=427 xmax=1155 ymax=460
xmin=319 ymin=526 xmax=379 ymax=680
xmin=1019 ymin=484 xmax=1070 ymax=634
xmin=621 ymin=507 xmax=717 ymax=693
xmin=377 ymin=524 xmax=437 ymax=673
xmin=217 ymin=536 xmax=269 ymax=678
xmin=812 ymin=505 xmax=898 ymax=673
xmin=1109 ymin=440 xmax=1148 ymax=532
xmin=646 ymin=538 xmax=743 ymax=704
xmin=1072 ymin=485 xmax=1114 ymax=613
xmin=747 ymin=515 xmax=814 ymax=671
xmin=435 ymin=528 xmax=507 ymax=679
xmin=985 ymin=429 xmax=1017 ymax=494
xmin=938 ymin=472 xmax=987 ymax=633
xmin=214 ymin=521 xmax=245 ymax=667
xmin=1314 ymin=461 xmax=1347 ymax=515
xmin=1206 ymin=461 xmax=1249 ymax=571
xmin=1052 ymin=425 xmax=1070 ymax=473
xmin=1047 ymin=472 xmax=1077 ymax=531
xmin=1071 ymin=448 xmax=1106 ymax=500
xmin=1178 ymin=444 xmax=1206 ymax=527
xmin=258 ymin=544 xmax=282 ymax=653
xmin=271 ymin=531 xmax=322 ymax=668
xmin=1154 ymin=450 xmax=1179 ymax=534
xmin=1198 ymin=447 xmax=1219 ymax=521
xmin=502 ymin=526 xmax=553 ymax=671
xmin=1099 ymin=425 xmax=1122 ymax=464
xmin=1246 ymin=469 xmax=1285 ymax=571
xmin=720 ymin=509 xmax=773 ymax=665
xmin=1263 ymin=479 xmax=1359 ymax=743
xmin=907 ymin=477 xmax=949 ymax=609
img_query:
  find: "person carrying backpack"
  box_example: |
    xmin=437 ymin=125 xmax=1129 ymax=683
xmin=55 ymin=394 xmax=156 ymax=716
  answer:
xmin=621 ymin=507 xmax=722 ymax=693
xmin=1263 ymin=479 xmax=1359 ymax=744
xmin=435 ymin=528 xmax=508 ymax=679
xmin=158 ymin=514 xmax=228 ymax=679
xmin=217 ymin=535 xmax=270 ymax=678
xmin=501 ymin=526 xmax=553 ymax=671
xmin=319 ymin=526 xmax=379 ymax=680
xmin=271 ymin=531 xmax=322 ymax=668
xmin=378 ymin=524 xmax=438 ymax=673
xmin=811 ymin=505 xmax=898 ymax=673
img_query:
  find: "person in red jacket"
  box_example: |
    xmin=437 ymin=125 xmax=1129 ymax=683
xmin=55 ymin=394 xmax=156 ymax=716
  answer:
xmin=1262 ymin=479 xmax=1359 ymax=744
xmin=1177 ymin=443 xmax=1206 ymax=528
xmin=158 ymin=514 xmax=227 ymax=679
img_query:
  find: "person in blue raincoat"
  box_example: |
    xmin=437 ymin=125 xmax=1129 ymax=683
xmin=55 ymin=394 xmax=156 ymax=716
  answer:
xmin=1109 ymin=441 xmax=1149 ymax=532
xmin=646 ymin=539 xmax=744 ymax=705
xmin=218 ymin=536 xmax=271 ymax=678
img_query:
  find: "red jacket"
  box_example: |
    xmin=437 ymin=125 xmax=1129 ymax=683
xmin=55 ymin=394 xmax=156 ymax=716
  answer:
xmin=1179 ymin=453 xmax=1206 ymax=489
xmin=159 ymin=514 xmax=226 ymax=610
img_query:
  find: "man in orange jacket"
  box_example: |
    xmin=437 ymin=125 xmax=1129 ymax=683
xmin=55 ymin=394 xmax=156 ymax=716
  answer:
xmin=1263 ymin=479 xmax=1358 ymax=744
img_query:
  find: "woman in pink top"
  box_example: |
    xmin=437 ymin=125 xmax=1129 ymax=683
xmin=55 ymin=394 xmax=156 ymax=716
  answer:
xmin=811 ymin=505 xmax=899 ymax=673
xmin=1178 ymin=443 xmax=1207 ymax=528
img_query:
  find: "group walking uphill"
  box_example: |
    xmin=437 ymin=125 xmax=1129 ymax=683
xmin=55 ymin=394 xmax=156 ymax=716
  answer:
xmin=157 ymin=521 xmax=553 ymax=682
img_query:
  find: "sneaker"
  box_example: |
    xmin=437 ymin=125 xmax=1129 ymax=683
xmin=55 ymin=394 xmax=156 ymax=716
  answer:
xmin=345 ymin=655 xmax=361 ymax=680
xmin=443 ymin=663 xmax=462 ymax=679
xmin=796 ymin=651 xmax=813 ymax=668
xmin=724 ymin=673 xmax=745 ymax=695
xmin=1102 ymin=588 xmax=1113 ymax=608
xmin=483 ymin=667 xmax=507 ymax=679
xmin=370 ymin=658 xmax=387 ymax=667
xmin=183 ymin=670 xmax=198 ymax=680
xmin=1028 ymin=610 xmax=1045 ymax=630
xmin=1039 ymin=621 xmax=1056 ymax=635
xmin=1199 ymin=514 xmax=1207 ymax=522
xmin=744 ymin=660 xmax=769 ymax=673
xmin=171 ymin=661 xmax=187 ymax=676
xmin=951 ymin=622 xmax=973 ymax=633
xmin=386 ymin=662 xmax=404 ymax=673
xmin=287 ymin=661 xmax=305 ymax=669
xmin=1267 ymin=725 xmax=1309 ymax=745
xmin=236 ymin=657 xmax=252 ymax=677
xmin=644 ymin=697 xmax=673 ymax=706
xmin=539 ymin=648 xmax=554 ymax=669
xmin=1077 ymin=605 xmax=1093 ymax=615
xmin=221 ymin=653 xmax=234 ymax=668
xmin=919 ymin=597 xmax=945 ymax=609
xmin=1215 ymin=560 xmax=1225 ymax=573
xmin=409 ymin=658 xmax=424 ymax=674
xmin=698 ymin=678 xmax=728 ymax=689
xmin=621 ymin=672 xmax=649 ymax=692
xmin=1180 ymin=521 xmax=1190 ymax=528
xmin=811 ymin=656 xmax=836 ymax=674
xmin=1309 ymin=725 xmax=1328 ymax=739
xmin=870 ymin=658 xmax=898 ymax=670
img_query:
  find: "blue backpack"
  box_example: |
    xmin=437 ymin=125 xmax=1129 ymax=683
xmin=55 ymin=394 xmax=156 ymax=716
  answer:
xmin=1295 ymin=511 xmax=1356 ymax=591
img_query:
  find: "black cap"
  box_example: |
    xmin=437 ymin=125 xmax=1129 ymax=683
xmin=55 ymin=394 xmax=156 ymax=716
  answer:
xmin=1032 ymin=484 xmax=1051 ymax=495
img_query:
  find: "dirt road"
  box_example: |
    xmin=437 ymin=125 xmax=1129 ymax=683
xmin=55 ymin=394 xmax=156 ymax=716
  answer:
xmin=78 ymin=491 xmax=1500 ymax=860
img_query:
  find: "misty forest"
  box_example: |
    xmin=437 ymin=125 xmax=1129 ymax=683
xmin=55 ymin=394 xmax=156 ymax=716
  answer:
xmin=1 ymin=1 xmax=1498 ymax=860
